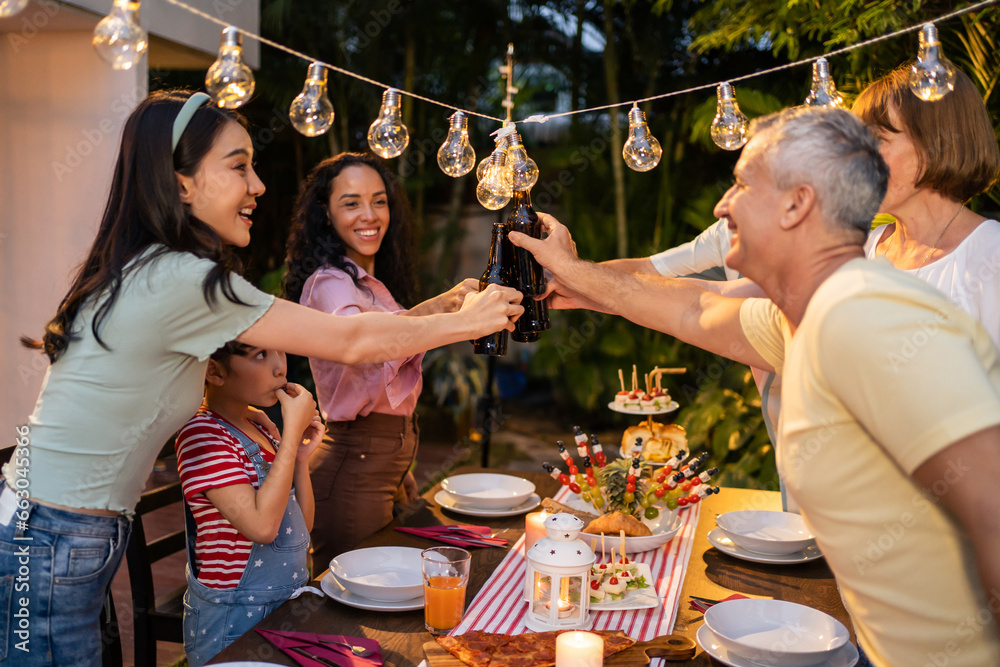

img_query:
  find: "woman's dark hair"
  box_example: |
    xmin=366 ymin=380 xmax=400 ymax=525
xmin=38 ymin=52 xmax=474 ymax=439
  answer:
xmin=282 ymin=152 xmax=416 ymax=307
xmin=210 ymin=340 xmax=253 ymax=372
xmin=853 ymin=63 xmax=999 ymax=201
xmin=22 ymin=89 xmax=252 ymax=362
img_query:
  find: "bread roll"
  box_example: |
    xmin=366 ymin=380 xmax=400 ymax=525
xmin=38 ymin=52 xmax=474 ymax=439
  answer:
xmin=583 ymin=511 xmax=652 ymax=537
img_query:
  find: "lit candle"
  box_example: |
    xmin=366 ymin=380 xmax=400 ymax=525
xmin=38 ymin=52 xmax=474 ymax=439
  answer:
xmin=555 ymin=631 xmax=603 ymax=667
xmin=524 ymin=511 xmax=548 ymax=552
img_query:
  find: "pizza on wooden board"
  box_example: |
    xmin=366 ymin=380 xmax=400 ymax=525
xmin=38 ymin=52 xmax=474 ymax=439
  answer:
xmin=435 ymin=629 xmax=636 ymax=667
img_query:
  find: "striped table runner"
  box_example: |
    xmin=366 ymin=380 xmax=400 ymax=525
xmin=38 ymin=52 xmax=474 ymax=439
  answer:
xmin=451 ymin=486 xmax=701 ymax=650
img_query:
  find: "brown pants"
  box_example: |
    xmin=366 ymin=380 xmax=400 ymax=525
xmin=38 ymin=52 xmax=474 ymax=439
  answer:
xmin=308 ymin=412 xmax=418 ymax=571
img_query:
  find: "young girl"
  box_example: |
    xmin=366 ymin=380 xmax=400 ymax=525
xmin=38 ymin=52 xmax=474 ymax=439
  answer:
xmin=0 ymin=90 xmax=520 ymax=665
xmin=175 ymin=342 xmax=322 ymax=666
xmin=283 ymin=153 xmax=478 ymax=568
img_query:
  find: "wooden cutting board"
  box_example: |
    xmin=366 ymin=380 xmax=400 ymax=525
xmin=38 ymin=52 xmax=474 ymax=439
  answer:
xmin=423 ymin=633 xmax=697 ymax=665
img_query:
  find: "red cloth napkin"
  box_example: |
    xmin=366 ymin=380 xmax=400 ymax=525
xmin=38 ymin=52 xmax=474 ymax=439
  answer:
xmin=688 ymin=593 xmax=749 ymax=613
xmin=257 ymin=629 xmax=381 ymax=667
xmin=394 ymin=525 xmax=508 ymax=548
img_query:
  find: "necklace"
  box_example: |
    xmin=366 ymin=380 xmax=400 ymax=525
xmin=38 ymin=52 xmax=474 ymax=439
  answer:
xmin=891 ymin=203 xmax=963 ymax=267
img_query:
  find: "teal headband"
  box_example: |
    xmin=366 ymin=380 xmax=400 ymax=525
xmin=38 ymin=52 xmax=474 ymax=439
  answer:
xmin=171 ymin=92 xmax=212 ymax=152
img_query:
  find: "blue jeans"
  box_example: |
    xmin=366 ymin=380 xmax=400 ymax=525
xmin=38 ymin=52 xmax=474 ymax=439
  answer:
xmin=0 ymin=483 xmax=131 ymax=667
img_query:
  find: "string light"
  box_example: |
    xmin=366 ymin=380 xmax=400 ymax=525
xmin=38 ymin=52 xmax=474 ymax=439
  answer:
xmin=368 ymin=89 xmax=409 ymax=159
xmin=476 ymin=150 xmax=513 ymax=210
xmin=437 ymin=112 xmax=476 ymax=177
xmin=505 ymin=132 xmax=539 ymax=191
xmin=206 ymin=27 xmax=255 ymax=108
xmin=98 ymin=0 xmax=999 ymax=171
xmin=804 ymin=58 xmax=845 ymax=108
xmin=477 ymin=137 xmax=505 ymax=182
xmin=622 ymin=103 xmax=662 ymax=172
xmin=289 ymin=62 xmax=334 ymax=137
xmin=92 ymin=0 xmax=148 ymax=71
xmin=0 ymin=0 xmax=29 ymax=18
xmin=710 ymin=83 xmax=748 ymax=151
xmin=909 ymin=23 xmax=956 ymax=101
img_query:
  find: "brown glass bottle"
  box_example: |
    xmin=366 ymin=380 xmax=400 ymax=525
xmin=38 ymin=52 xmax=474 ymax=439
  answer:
xmin=508 ymin=189 xmax=546 ymax=296
xmin=508 ymin=189 xmax=550 ymax=342
xmin=473 ymin=220 xmax=511 ymax=356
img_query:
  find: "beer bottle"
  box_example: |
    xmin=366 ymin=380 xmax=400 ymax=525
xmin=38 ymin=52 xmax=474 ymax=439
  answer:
xmin=508 ymin=189 xmax=550 ymax=342
xmin=473 ymin=220 xmax=510 ymax=356
xmin=508 ymin=189 xmax=545 ymax=296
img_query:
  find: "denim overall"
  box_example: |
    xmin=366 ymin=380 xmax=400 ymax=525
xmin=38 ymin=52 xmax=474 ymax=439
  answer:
xmin=181 ymin=420 xmax=310 ymax=667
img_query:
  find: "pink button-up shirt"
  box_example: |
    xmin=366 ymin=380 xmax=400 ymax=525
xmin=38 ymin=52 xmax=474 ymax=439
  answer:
xmin=300 ymin=262 xmax=424 ymax=422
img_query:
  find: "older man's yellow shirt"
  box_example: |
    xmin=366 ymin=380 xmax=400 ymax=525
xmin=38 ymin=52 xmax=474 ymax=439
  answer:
xmin=741 ymin=257 xmax=1000 ymax=667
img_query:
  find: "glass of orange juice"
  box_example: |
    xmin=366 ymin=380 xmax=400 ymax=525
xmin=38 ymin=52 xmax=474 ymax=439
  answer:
xmin=421 ymin=546 xmax=471 ymax=635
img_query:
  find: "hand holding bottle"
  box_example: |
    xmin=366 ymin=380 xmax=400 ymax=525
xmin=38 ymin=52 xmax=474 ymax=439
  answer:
xmin=508 ymin=212 xmax=579 ymax=275
xmin=459 ymin=283 xmax=522 ymax=336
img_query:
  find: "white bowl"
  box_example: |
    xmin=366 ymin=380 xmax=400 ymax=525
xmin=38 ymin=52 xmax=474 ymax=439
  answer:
xmin=441 ymin=473 xmax=536 ymax=510
xmin=716 ymin=510 xmax=815 ymax=555
xmin=330 ymin=546 xmax=424 ymax=602
xmin=704 ymin=598 xmax=849 ymax=667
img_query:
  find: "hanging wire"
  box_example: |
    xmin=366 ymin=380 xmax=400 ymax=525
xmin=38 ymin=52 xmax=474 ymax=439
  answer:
xmin=518 ymin=0 xmax=1000 ymax=123
xmin=163 ymin=0 xmax=997 ymax=127
xmin=162 ymin=0 xmax=504 ymax=122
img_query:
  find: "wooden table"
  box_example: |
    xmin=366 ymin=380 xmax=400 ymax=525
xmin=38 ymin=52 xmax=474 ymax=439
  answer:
xmin=210 ymin=468 xmax=853 ymax=666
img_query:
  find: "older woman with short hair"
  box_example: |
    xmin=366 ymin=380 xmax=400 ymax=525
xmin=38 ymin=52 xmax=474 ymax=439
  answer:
xmin=854 ymin=63 xmax=1000 ymax=345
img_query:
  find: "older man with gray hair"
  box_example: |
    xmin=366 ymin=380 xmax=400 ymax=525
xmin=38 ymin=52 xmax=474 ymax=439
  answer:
xmin=511 ymin=106 xmax=1000 ymax=667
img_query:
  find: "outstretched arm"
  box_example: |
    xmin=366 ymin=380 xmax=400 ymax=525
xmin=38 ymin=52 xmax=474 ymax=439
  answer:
xmin=240 ymin=283 xmax=523 ymax=365
xmin=509 ymin=213 xmax=774 ymax=371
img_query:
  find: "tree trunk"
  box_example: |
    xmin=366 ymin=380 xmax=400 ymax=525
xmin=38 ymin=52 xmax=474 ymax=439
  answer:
xmin=570 ymin=0 xmax=585 ymax=130
xmin=603 ymin=0 xmax=628 ymax=257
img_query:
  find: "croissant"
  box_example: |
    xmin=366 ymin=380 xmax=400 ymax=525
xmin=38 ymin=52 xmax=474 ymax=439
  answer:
xmin=583 ymin=511 xmax=652 ymax=537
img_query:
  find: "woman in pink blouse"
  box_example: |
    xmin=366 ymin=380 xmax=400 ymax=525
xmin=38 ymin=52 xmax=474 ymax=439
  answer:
xmin=283 ymin=153 xmax=476 ymax=567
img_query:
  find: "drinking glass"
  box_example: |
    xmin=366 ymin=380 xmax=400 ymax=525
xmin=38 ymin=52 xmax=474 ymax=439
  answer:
xmin=422 ymin=546 xmax=471 ymax=635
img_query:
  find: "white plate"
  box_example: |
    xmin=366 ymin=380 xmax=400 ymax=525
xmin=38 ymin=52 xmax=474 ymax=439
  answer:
xmin=320 ymin=571 xmax=424 ymax=611
xmin=590 ymin=562 xmax=659 ymax=610
xmin=697 ymin=625 xmax=858 ymax=667
xmin=705 ymin=598 xmax=849 ymax=666
xmin=441 ymin=473 xmax=536 ymax=510
xmin=565 ymin=496 xmax=683 ymax=553
xmin=608 ymin=401 xmax=679 ymax=415
xmin=330 ymin=546 xmax=424 ymax=601
xmin=716 ymin=510 xmax=815 ymax=555
xmin=435 ymin=490 xmax=541 ymax=517
xmin=708 ymin=528 xmax=822 ymax=564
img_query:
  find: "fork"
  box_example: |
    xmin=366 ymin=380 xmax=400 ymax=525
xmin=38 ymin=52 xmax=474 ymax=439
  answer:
xmin=289 ymin=645 xmax=342 ymax=666
xmin=316 ymin=637 xmax=376 ymax=657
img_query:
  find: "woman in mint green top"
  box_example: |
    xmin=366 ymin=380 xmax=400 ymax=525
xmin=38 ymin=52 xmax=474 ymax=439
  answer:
xmin=0 ymin=90 xmax=521 ymax=666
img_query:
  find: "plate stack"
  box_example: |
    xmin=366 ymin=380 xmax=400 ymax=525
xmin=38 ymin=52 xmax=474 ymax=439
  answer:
xmin=697 ymin=599 xmax=858 ymax=666
xmin=708 ymin=510 xmax=822 ymax=564
xmin=320 ymin=546 xmax=426 ymax=611
xmin=435 ymin=473 xmax=540 ymax=517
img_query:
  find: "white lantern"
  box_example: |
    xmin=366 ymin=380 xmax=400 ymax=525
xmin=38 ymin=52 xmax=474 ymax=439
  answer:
xmin=524 ymin=513 xmax=596 ymax=631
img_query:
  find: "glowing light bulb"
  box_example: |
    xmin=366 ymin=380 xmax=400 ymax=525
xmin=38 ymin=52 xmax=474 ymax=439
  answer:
xmin=622 ymin=104 xmax=662 ymax=172
xmin=477 ymin=136 xmax=508 ymax=181
xmin=505 ymin=132 xmax=539 ymax=191
xmin=92 ymin=0 xmax=148 ymax=71
xmin=477 ymin=150 xmax=513 ymax=210
xmin=710 ymin=83 xmax=748 ymax=151
xmin=909 ymin=24 xmax=956 ymax=102
xmin=367 ymin=89 xmax=409 ymax=158
xmin=0 ymin=0 xmax=30 ymax=18
xmin=205 ymin=27 xmax=255 ymax=109
xmin=289 ymin=62 xmax=334 ymax=137
xmin=805 ymin=58 xmax=845 ymax=109
xmin=437 ymin=112 xmax=476 ymax=177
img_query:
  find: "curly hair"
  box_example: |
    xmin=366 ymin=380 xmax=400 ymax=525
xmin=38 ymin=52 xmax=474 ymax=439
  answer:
xmin=282 ymin=152 xmax=416 ymax=308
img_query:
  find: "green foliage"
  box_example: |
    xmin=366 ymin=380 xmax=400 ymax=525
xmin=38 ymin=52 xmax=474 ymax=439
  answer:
xmin=675 ymin=365 xmax=777 ymax=490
